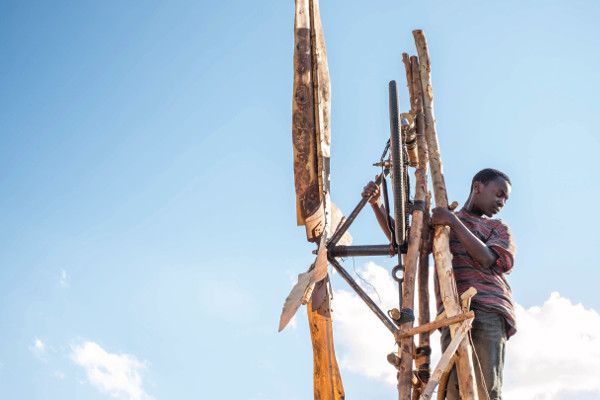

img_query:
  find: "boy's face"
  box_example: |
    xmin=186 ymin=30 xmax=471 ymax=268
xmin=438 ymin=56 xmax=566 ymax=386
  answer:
xmin=473 ymin=178 xmax=511 ymax=217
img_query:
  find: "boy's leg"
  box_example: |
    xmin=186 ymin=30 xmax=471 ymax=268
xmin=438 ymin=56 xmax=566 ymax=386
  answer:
xmin=440 ymin=310 xmax=506 ymax=400
xmin=470 ymin=310 xmax=506 ymax=400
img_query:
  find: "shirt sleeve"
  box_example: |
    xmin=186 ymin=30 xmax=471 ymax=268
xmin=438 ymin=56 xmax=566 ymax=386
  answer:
xmin=486 ymin=220 xmax=516 ymax=274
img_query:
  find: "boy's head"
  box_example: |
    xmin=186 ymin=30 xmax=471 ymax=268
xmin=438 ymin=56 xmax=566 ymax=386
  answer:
xmin=469 ymin=168 xmax=511 ymax=217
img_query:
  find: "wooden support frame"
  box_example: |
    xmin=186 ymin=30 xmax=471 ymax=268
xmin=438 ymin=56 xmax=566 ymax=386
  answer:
xmin=395 ymin=311 xmax=474 ymax=340
xmin=412 ymin=29 xmax=479 ymax=400
xmin=419 ymin=318 xmax=474 ymax=400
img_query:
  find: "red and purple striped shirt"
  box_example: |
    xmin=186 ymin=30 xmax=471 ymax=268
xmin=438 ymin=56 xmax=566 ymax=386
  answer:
xmin=450 ymin=209 xmax=517 ymax=338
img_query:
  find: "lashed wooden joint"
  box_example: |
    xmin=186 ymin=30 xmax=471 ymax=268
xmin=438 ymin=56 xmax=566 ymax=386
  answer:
xmin=419 ymin=318 xmax=474 ymax=400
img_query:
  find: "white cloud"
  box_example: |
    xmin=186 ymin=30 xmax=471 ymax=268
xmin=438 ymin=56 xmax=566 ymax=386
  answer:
xmin=71 ymin=341 xmax=153 ymax=400
xmin=504 ymin=292 xmax=600 ymax=399
xmin=30 ymin=338 xmax=47 ymax=360
xmin=59 ymin=269 xmax=70 ymax=288
xmin=332 ymin=263 xmax=600 ymax=400
xmin=332 ymin=261 xmax=407 ymax=385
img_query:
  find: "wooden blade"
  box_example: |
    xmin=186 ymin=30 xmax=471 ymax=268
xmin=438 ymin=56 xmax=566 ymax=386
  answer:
xmin=291 ymin=0 xmax=331 ymax=243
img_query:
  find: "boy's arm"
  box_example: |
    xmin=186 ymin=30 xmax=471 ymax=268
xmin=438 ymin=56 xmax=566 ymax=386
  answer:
xmin=362 ymin=181 xmax=393 ymax=241
xmin=431 ymin=207 xmax=498 ymax=268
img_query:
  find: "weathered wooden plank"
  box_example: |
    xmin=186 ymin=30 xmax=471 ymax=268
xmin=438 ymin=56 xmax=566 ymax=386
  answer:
xmin=292 ymin=0 xmax=321 ymax=237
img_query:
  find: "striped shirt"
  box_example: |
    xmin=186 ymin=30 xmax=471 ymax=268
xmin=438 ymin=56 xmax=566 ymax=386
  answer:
xmin=450 ymin=209 xmax=517 ymax=338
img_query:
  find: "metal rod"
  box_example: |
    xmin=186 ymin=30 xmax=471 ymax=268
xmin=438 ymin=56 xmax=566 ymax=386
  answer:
xmin=328 ymin=244 xmax=395 ymax=257
xmin=328 ymin=256 xmax=398 ymax=334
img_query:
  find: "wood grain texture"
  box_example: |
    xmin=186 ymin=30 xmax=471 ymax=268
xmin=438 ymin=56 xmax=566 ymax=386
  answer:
xmin=307 ymin=279 xmax=345 ymax=400
xmin=292 ymin=0 xmax=320 ymax=232
xmin=291 ymin=2 xmax=344 ymax=399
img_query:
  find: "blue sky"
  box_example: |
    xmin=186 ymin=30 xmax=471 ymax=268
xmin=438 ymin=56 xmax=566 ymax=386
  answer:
xmin=1 ymin=1 xmax=599 ymax=399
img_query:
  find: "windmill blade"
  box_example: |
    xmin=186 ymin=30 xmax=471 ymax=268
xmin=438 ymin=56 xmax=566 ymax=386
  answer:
xmin=279 ymin=201 xmax=353 ymax=333
xmin=279 ymin=269 xmax=313 ymax=332
xmin=331 ymin=201 xmax=352 ymax=246
xmin=287 ymin=1 xmax=345 ymax=398
xmin=279 ymin=236 xmax=327 ymax=332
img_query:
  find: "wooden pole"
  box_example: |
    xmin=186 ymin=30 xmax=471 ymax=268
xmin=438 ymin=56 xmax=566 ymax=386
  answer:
xmin=396 ymin=52 xmax=429 ymax=400
xmin=411 ymin=55 xmax=432 ymax=400
xmin=412 ymin=29 xmax=479 ymax=400
xmin=307 ymin=279 xmax=345 ymax=400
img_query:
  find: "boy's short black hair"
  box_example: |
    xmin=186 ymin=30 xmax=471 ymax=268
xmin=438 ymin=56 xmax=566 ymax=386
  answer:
xmin=471 ymin=168 xmax=511 ymax=190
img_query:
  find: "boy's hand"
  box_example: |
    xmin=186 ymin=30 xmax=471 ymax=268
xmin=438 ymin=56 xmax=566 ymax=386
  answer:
xmin=362 ymin=180 xmax=381 ymax=205
xmin=431 ymin=207 xmax=456 ymax=226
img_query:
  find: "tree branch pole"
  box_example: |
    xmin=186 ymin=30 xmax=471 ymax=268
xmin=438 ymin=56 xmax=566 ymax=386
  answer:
xmin=412 ymin=29 xmax=479 ymax=400
xmin=395 ymin=52 xmax=428 ymax=400
xmin=411 ymin=54 xmax=432 ymax=400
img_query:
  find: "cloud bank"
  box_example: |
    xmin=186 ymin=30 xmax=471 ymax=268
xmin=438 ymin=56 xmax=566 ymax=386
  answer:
xmin=504 ymin=292 xmax=600 ymax=399
xmin=71 ymin=341 xmax=153 ymax=400
xmin=332 ymin=263 xmax=600 ymax=399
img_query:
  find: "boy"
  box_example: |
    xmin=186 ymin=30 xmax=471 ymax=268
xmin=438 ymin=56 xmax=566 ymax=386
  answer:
xmin=362 ymin=168 xmax=516 ymax=400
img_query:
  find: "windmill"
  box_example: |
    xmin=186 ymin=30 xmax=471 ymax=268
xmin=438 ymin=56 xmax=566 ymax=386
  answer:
xmin=279 ymin=2 xmax=481 ymax=399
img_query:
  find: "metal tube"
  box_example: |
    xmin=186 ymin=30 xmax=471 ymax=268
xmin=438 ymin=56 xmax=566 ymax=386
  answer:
xmin=328 ymin=256 xmax=398 ymax=334
xmin=328 ymin=244 xmax=395 ymax=258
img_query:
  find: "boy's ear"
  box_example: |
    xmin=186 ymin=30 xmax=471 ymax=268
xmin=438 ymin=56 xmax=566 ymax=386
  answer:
xmin=473 ymin=181 xmax=481 ymax=194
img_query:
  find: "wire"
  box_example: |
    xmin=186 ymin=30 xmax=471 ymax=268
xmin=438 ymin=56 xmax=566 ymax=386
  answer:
xmin=351 ymin=257 xmax=382 ymax=304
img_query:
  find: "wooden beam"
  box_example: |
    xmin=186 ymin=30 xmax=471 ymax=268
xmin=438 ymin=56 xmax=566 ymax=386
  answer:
xmin=419 ymin=318 xmax=474 ymax=400
xmin=396 ymin=52 xmax=429 ymax=400
xmin=292 ymin=0 xmax=320 ymax=232
xmin=411 ymin=54 xmax=432 ymax=400
xmin=413 ymin=29 xmax=479 ymax=400
xmin=307 ymin=280 xmax=345 ymax=400
xmin=395 ymin=311 xmax=474 ymax=340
